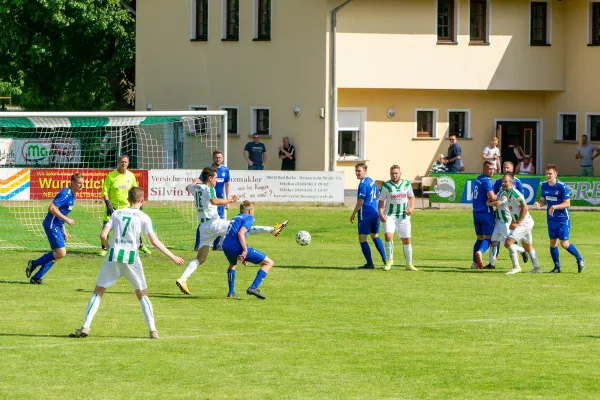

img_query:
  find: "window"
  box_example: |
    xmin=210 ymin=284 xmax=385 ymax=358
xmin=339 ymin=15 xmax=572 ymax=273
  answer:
xmin=437 ymin=0 xmax=455 ymax=42
xmin=251 ymin=107 xmax=270 ymax=136
xmin=448 ymin=110 xmax=469 ymax=138
xmin=589 ymin=115 xmax=600 ymax=141
xmin=558 ymin=114 xmax=577 ymax=141
xmin=337 ymin=109 xmax=367 ymax=160
xmin=531 ymin=2 xmax=549 ymax=45
xmin=255 ymin=0 xmax=271 ymax=40
xmin=190 ymin=106 xmax=208 ymax=135
xmin=224 ymin=0 xmax=239 ymax=40
xmin=416 ymin=110 xmax=437 ymax=138
xmin=220 ymin=107 xmax=239 ymax=135
xmin=591 ymin=2 xmax=600 ymax=45
xmin=470 ymin=0 xmax=487 ymax=43
xmin=193 ymin=0 xmax=208 ymax=40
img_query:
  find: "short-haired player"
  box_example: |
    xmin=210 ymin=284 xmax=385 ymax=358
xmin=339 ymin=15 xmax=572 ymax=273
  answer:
xmin=471 ymin=161 xmax=497 ymax=269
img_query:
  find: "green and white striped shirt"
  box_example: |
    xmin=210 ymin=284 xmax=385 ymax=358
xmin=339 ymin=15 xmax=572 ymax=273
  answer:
xmin=494 ymin=188 xmax=530 ymax=223
xmin=187 ymin=183 xmax=219 ymax=222
xmin=106 ymin=208 xmax=154 ymax=264
xmin=378 ymin=179 xmax=414 ymax=220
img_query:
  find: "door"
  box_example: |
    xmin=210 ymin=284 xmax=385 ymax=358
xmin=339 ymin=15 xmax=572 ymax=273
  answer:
xmin=497 ymin=121 xmax=538 ymax=171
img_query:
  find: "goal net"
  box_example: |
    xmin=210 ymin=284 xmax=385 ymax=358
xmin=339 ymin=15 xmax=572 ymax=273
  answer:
xmin=0 ymin=111 xmax=227 ymax=251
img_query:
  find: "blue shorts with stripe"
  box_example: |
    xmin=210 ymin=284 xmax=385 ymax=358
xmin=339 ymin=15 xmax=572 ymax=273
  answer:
xmin=473 ymin=212 xmax=494 ymax=236
xmin=547 ymin=220 xmax=570 ymax=241
xmin=358 ymin=216 xmax=380 ymax=235
xmin=43 ymin=223 xmax=65 ymax=249
xmin=223 ymin=246 xmax=266 ymax=266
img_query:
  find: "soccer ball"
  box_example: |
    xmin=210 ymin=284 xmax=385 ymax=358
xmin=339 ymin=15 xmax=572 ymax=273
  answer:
xmin=295 ymin=230 xmax=311 ymax=246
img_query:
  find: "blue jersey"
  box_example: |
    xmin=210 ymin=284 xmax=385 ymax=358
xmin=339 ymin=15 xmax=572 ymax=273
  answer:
xmin=223 ymin=213 xmax=254 ymax=252
xmin=541 ymin=180 xmax=570 ymax=222
xmin=42 ymin=188 xmax=75 ymax=229
xmin=357 ymin=176 xmax=379 ymax=220
xmin=472 ymin=174 xmax=494 ymax=214
xmin=493 ymin=177 xmax=523 ymax=194
xmin=209 ymin=164 xmax=230 ymax=199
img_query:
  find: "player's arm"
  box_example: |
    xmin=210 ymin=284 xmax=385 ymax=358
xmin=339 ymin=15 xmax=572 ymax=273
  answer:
xmin=487 ymin=195 xmax=505 ymax=207
xmin=351 ymin=199 xmax=364 ymax=223
xmin=534 ymin=196 xmax=546 ymax=209
xmin=63 ymin=226 xmax=69 ymax=242
xmin=224 ymin=181 xmax=231 ymax=209
xmin=211 ymin=195 xmax=239 ymax=206
xmin=510 ymin=198 xmax=528 ymax=230
xmin=406 ymin=186 xmax=415 ymax=216
xmin=147 ymin=232 xmax=185 ymax=265
xmin=237 ymin=226 xmax=249 ymax=261
xmin=186 ymin=178 xmax=201 ymax=193
xmin=378 ymin=199 xmax=386 ymax=222
xmin=48 ymin=203 xmax=75 ymax=227
xmin=99 ymin=224 xmax=111 ymax=250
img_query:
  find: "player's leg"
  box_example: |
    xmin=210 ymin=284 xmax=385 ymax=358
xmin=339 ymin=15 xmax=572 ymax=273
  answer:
xmin=29 ymin=226 xmax=65 ymax=283
xmin=548 ymin=223 xmax=561 ymax=273
xmin=194 ymin=223 xmax=201 ymax=251
xmin=472 ymin=214 xmax=484 ymax=269
xmin=504 ymin=237 xmax=521 ymax=274
xmin=370 ymin=218 xmax=386 ymax=265
xmin=248 ymin=220 xmax=289 ymax=237
xmin=246 ymin=248 xmax=272 ymax=299
xmin=397 ymin=220 xmax=415 ymax=271
xmin=223 ymin=249 xmax=239 ymax=298
xmin=558 ymin=221 xmax=584 ymax=272
xmin=212 ymin=206 xmax=225 ymax=250
xmin=383 ymin=218 xmax=395 ymax=270
xmin=176 ymin=246 xmax=210 ymax=295
xmin=357 ymin=216 xmax=374 ymax=269
xmin=99 ymin=218 xmax=109 ymax=256
xmin=122 ymin=261 xmax=157 ymax=338
xmin=518 ymin=220 xmax=541 ymax=273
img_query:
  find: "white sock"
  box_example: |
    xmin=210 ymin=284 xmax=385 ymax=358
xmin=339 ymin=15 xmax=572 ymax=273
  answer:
xmin=180 ymin=258 xmax=200 ymax=282
xmin=403 ymin=244 xmax=412 ymax=265
xmin=489 ymin=245 xmax=497 ymax=266
xmin=249 ymin=225 xmax=273 ymax=234
xmin=83 ymin=293 xmax=101 ymax=329
xmin=140 ymin=296 xmax=156 ymax=332
xmin=516 ymin=245 xmax=525 ymax=254
xmin=508 ymin=245 xmax=520 ymax=268
xmin=529 ymin=249 xmax=540 ymax=268
xmin=384 ymin=241 xmax=394 ymax=261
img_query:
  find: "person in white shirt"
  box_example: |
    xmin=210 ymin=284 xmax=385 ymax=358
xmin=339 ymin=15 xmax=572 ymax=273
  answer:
xmin=575 ymin=135 xmax=600 ymax=176
xmin=482 ymin=138 xmax=501 ymax=173
xmin=515 ymin=155 xmax=535 ymax=175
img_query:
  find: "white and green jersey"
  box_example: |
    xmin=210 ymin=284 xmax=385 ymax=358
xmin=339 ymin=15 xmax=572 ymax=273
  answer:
xmin=495 ymin=188 xmax=530 ymax=223
xmin=378 ymin=179 xmax=414 ymax=220
xmin=187 ymin=183 xmax=219 ymax=223
xmin=106 ymin=208 xmax=154 ymax=263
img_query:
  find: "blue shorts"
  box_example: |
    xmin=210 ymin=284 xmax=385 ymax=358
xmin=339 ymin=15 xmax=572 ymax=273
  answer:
xmin=43 ymin=223 xmax=65 ymax=249
xmin=217 ymin=206 xmax=225 ymax=219
xmin=473 ymin=212 xmax=494 ymax=236
xmin=223 ymin=246 xmax=266 ymax=266
xmin=548 ymin=220 xmax=570 ymax=241
xmin=358 ymin=216 xmax=380 ymax=235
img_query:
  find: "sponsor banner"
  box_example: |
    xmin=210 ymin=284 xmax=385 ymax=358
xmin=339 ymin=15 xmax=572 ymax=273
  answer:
xmin=430 ymin=173 xmax=600 ymax=206
xmin=10 ymin=138 xmax=82 ymax=166
xmin=29 ymin=169 xmax=148 ymax=201
xmin=0 ymin=138 xmax=16 ymax=166
xmin=148 ymin=170 xmax=345 ymax=203
xmin=0 ymin=168 xmax=30 ymax=201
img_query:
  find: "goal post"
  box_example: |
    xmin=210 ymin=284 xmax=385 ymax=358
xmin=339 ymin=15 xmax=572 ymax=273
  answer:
xmin=0 ymin=111 xmax=227 ymax=251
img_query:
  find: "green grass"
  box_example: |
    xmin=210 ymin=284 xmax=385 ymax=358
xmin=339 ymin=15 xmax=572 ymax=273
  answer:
xmin=1 ymin=207 xmax=599 ymax=399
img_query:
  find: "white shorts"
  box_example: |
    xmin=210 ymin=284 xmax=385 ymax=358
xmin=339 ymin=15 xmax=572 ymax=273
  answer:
xmin=96 ymin=258 xmax=147 ymax=291
xmin=507 ymin=217 xmax=534 ymax=244
xmin=491 ymin=219 xmax=510 ymax=242
xmin=199 ymin=218 xmax=230 ymax=248
xmin=384 ymin=217 xmax=411 ymax=239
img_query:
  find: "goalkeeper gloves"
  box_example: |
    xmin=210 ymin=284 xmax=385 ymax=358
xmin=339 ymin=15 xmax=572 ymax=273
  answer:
xmin=105 ymin=199 xmax=115 ymax=216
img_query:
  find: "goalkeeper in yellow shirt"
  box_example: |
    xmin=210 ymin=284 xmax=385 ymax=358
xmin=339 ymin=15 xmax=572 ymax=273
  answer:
xmin=98 ymin=155 xmax=151 ymax=256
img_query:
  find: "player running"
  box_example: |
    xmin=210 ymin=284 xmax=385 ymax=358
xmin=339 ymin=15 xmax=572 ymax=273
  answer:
xmin=534 ymin=164 xmax=584 ymax=273
xmin=378 ymin=165 xmax=416 ymax=271
xmin=69 ymin=187 xmax=185 ymax=339
xmin=471 ymin=161 xmax=496 ymax=269
xmin=487 ymin=173 xmax=542 ymax=274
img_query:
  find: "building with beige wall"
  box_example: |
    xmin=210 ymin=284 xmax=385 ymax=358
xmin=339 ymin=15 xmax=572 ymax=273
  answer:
xmin=136 ymin=0 xmax=600 ymax=188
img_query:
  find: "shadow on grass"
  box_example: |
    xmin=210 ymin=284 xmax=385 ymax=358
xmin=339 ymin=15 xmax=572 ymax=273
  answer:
xmin=0 ymin=332 xmax=140 ymax=339
xmin=413 ymin=266 xmax=507 ymax=273
xmin=0 ymin=280 xmax=32 ymax=285
xmin=581 ymin=335 xmax=600 ymax=339
xmin=74 ymin=288 xmax=207 ymax=299
xmin=275 ymin=265 xmax=360 ymax=270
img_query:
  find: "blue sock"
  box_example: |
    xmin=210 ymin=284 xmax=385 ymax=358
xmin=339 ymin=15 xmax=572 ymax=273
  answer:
xmin=250 ymin=270 xmax=267 ymax=289
xmin=194 ymin=224 xmax=201 ymax=249
xmin=550 ymin=246 xmax=560 ymax=269
xmin=372 ymin=237 xmax=386 ymax=263
xmin=227 ymin=269 xmax=236 ymax=294
xmin=213 ymin=236 xmax=221 ymax=249
xmin=32 ymin=261 xmax=54 ymax=280
xmin=360 ymin=241 xmax=373 ymax=265
xmin=479 ymin=239 xmax=490 ymax=254
xmin=473 ymin=239 xmax=482 ymax=262
xmin=566 ymin=244 xmax=582 ymax=261
xmin=496 ymin=242 xmax=501 ymax=258
xmin=32 ymin=251 xmax=55 ymax=268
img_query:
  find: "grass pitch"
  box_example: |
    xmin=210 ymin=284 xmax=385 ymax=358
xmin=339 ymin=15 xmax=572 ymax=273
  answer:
xmin=1 ymin=207 xmax=599 ymax=399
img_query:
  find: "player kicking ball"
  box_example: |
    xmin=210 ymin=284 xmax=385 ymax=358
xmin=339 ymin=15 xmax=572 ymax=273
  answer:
xmin=223 ymin=200 xmax=274 ymax=300
xmin=487 ymin=173 xmax=541 ymax=275
xmin=175 ymin=167 xmax=287 ymax=296
xmin=378 ymin=164 xmax=416 ymax=271
xmin=69 ymin=187 xmax=185 ymax=339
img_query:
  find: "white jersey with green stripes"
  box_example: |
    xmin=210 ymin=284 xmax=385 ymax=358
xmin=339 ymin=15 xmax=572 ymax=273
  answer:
xmin=106 ymin=208 xmax=154 ymax=264
xmin=378 ymin=179 xmax=414 ymax=220
xmin=187 ymin=183 xmax=219 ymax=222
xmin=495 ymin=188 xmax=531 ymax=223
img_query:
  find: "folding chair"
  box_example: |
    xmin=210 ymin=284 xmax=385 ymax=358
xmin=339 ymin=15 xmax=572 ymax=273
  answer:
xmin=421 ymin=176 xmax=440 ymax=209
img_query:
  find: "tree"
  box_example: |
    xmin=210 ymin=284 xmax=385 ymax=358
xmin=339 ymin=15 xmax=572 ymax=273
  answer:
xmin=0 ymin=0 xmax=135 ymax=110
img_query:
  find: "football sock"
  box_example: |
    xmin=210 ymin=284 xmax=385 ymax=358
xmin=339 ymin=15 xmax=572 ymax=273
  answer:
xmin=181 ymin=259 xmax=200 ymax=282
xmin=212 ymin=236 xmax=222 ymax=249
xmin=227 ymin=269 xmax=236 ymax=294
xmin=32 ymin=251 xmax=54 ymax=267
xmin=250 ymin=270 xmax=268 ymax=290
xmin=496 ymin=242 xmax=501 ymax=258
xmin=473 ymin=240 xmax=482 ymax=262
xmin=83 ymin=293 xmax=101 ymax=329
xmin=403 ymin=244 xmax=412 ymax=265
xmin=249 ymin=226 xmax=273 ymax=234
xmin=384 ymin=241 xmax=394 ymax=261
xmin=360 ymin=241 xmax=373 ymax=265
xmin=479 ymin=239 xmax=490 ymax=254
xmin=550 ymin=246 xmax=560 ymax=269
xmin=194 ymin=224 xmax=201 ymax=249
xmin=508 ymin=244 xmax=520 ymax=268
xmin=140 ymin=296 xmax=156 ymax=332
xmin=566 ymin=244 xmax=582 ymax=261
xmin=32 ymin=261 xmax=54 ymax=280
xmin=529 ymin=249 xmax=540 ymax=268
xmin=489 ymin=244 xmax=497 ymax=266
xmin=372 ymin=237 xmax=386 ymax=263
xmin=515 ymin=245 xmax=525 ymax=254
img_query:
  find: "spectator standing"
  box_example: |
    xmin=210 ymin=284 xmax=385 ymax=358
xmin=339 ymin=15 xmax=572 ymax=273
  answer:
xmin=244 ymin=134 xmax=267 ymax=170
xmin=444 ymin=135 xmax=462 ymax=173
xmin=278 ymin=136 xmax=296 ymax=171
xmin=575 ymin=135 xmax=599 ymax=176
xmin=482 ymin=138 xmax=501 ymax=172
